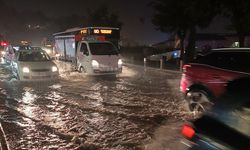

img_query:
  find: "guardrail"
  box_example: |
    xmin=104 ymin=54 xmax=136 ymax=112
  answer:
xmin=0 ymin=123 xmax=9 ymax=150
xmin=123 ymin=57 xmax=180 ymax=71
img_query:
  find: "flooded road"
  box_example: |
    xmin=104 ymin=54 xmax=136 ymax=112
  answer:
xmin=0 ymin=60 xmax=188 ymax=150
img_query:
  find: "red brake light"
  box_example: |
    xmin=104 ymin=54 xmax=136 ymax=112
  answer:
xmin=97 ymin=36 xmax=106 ymax=41
xmin=182 ymin=64 xmax=191 ymax=73
xmin=181 ymin=124 xmax=195 ymax=139
xmin=0 ymin=42 xmax=7 ymax=46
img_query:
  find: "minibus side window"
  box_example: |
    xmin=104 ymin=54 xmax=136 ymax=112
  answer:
xmin=80 ymin=43 xmax=89 ymax=56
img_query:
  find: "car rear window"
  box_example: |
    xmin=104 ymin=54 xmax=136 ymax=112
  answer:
xmin=194 ymin=51 xmax=250 ymax=73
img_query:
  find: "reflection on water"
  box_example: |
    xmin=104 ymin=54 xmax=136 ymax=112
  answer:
xmin=1 ymin=81 xmax=75 ymax=149
xmin=0 ymin=62 xmax=185 ymax=149
xmin=118 ymin=66 xmax=137 ymax=78
xmin=20 ymin=88 xmax=37 ymax=118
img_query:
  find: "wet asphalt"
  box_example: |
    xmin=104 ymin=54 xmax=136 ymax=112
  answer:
xmin=0 ymin=59 xmax=188 ymax=150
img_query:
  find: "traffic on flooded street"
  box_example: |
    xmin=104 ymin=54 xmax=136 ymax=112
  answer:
xmin=0 ymin=58 xmax=187 ymax=149
xmin=1 ymin=0 xmax=250 ymax=150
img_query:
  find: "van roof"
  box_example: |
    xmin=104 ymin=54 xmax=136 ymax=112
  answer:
xmin=212 ymin=48 xmax=250 ymax=51
xmin=197 ymin=48 xmax=250 ymax=56
xmin=53 ymin=27 xmax=119 ymax=36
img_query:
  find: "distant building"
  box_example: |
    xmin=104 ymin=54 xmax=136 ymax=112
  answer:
xmin=150 ymin=33 xmax=250 ymax=61
xmin=153 ymin=33 xmax=250 ymax=52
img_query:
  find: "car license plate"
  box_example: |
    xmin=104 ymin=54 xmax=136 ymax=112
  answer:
xmin=33 ymin=72 xmax=47 ymax=76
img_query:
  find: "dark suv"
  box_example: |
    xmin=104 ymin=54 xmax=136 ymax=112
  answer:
xmin=180 ymin=48 xmax=250 ymax=113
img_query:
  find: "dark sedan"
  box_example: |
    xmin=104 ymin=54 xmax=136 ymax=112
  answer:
xmin=181 ymin=77 xmax=250 ymax=150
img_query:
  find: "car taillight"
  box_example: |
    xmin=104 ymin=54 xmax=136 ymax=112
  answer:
xmin=97 ymin=36 xmax=106 ymax=41
xmin=182 ymin=64 xmax=191 ymax=73
xmin=181 ymin=124 xmax=195 ymax=139
xmin=0 ymin=42 xmax=7 ymax=46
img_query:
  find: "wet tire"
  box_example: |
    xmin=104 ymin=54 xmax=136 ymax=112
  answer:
xmin=16 ymin=72 xmax=20 ymax=80
xmin=185 ymin=89 xmax=213 ymax=115
xmin=79 ymin=66 xmax=85 ymax=73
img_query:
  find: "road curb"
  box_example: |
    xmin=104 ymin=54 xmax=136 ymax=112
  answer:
xmin=124 ymin=63 xmax=181 ymax=74
xmin=0 ymin=123 xmax=9 ymax=150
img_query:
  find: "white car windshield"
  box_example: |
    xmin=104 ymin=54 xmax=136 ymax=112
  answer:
xmin=18 ymin=51 xmax=50 ymax=62
xmin=89 ymin=43 xmax=119 ymax=55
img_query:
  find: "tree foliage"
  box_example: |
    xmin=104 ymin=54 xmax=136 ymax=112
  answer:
xmin=151 ymin=0 xmax=250 ymax=61
xmin=87 ymin=5 xmax=123 ymax=29
xmin=221 ymin=0 xmax=250 ymax=47
xmin=151 ymin=0 xmax=219 ymax=34
xmin=151 ymin=0 xmax=220 ymax=62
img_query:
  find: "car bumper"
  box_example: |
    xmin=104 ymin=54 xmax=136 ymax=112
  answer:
xmin=20 ymin=72 xmax=59 ymax=81
xmin=89 ymin=68 xmax=122 ymax=75
xmin=180 ymin=74 xmax=192 ymax=93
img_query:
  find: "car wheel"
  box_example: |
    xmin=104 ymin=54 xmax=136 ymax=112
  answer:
xmin=79 ymin=66 xmax=85 ymax=73
xmin=185 ymin=89 xmax=213 ymax=115
xmin=16 ymin=72 xmax=20 ymax=80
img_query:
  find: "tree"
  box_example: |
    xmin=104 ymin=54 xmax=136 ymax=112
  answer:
xmin=87 ymin=5 xmax=123 ymax=29
xmin=151 ymin=0 xmax=220 ymax=64
xmin=221 ymin=0 xmax=250 ymax=47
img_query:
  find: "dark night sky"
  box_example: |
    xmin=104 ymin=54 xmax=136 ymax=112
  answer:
xmin=3 ymin=0 xmax=168 ymax=45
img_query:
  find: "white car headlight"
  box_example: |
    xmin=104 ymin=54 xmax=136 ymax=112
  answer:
xmin=42 ymin=48 xmax=52 ymax=54
xmin=1 ymin=51 xmax=6 ymax=55
xmin=52 ymin=66 xmax=58 ymax=72
xmin=22 ymin=67 xmax=30 ymax=73
xmin=118 ymin=59 xmax=123 ymax=65
xmin=92 ymin=60 xmax=99 ymax=68
xmin=46 ymin=49 xmax=51 ymax=54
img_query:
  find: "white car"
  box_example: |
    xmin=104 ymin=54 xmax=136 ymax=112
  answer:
xmin=12 ymin=50 xmax=59 ymax=81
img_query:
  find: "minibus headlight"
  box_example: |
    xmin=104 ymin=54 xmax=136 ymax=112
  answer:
xmin=23 ymin=67 xmax=30 ymax=73
xmin=118 ymin=59 xmax=123 ymax=65
xmin=52 ymin=66 xmax=58 ymax=72
xmin=45 ymin=49 xmax=51 ymax=54
xmin=92 ymin=60 xmax=99 ymax=68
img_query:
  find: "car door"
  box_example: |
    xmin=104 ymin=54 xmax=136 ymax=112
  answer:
xmin=203 ymin=52 xmax=250 ymax=97
xmin=230 ymin=51 xmax=250 ymax=74
xmin=77 ymin=42 xmax=91 ymax=71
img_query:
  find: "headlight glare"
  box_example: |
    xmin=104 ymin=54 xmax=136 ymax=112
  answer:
xmin=92 ymin=60 xmax=99 ymax=68
xmin=118 ymin=59 xmax=123 ymax=65
xmin=23 ymin=67 xmax=30 ymax=73
xmin=52 ymin=66 xmax=58 ymax=72
xmin=46 ymin=49 xmax=51 ymax=54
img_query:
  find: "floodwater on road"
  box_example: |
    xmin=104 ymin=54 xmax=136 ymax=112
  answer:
xmin=0 ymin=60 xmax=188 ymax=150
